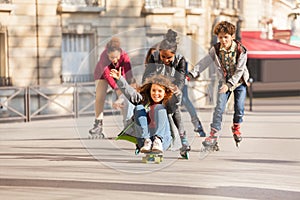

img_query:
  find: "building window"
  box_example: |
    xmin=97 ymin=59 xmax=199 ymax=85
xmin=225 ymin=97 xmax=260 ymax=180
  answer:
xmin=187 ymin=0 xmax=202 ymax=8
xmin=0 ymin=31 xmax=11 ymax=86
xmin=212 ymin=0 xmax=220 ymax=9
xmin=60 ymin=0 xmax=101 ymax=6
xmin=58 ymin=0 xmax=106 ymax=13
xmin=0 ymin=0 xmax=11 ymax=3
xmin=144 ymin=0 xmax=176 ymax=9
xmin=61 ymin=34 xmax=95 ymax=83
xmin=225 ymin=0 xmax=242 ymax=10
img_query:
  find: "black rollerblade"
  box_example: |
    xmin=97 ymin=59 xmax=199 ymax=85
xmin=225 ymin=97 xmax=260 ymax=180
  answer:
xmin=233 ymin=134 xmax=242 ymax=147
xmin=88 ymin=119 xmax=105 ymax=139
xmin=179 ymin=131 xmax=190 ymax=159
xmin=232 ymin=123 xmax=242 ymax=147
xmin=199 ymin=130 xmax=220 ymax=159
xmin=202 ymin=134 xmax=219 ymax=150
xmin=135 ymin=144 xmax=140 ymax=155
xmin=194 ymin=122 xmax=206 ymax=137
xmin=180 ymin=145 xmax=191 ymax=159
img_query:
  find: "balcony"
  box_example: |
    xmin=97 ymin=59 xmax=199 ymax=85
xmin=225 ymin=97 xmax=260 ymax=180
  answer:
xmin=142 ymin=0 xmax=203 ymax=15
xmin=57 ymin=0 xmax=106 ymax=13
xmin=0 ymin=0 xmax=11 ymax=3
xmin=0 ymin=0 xmax=14 ymax=13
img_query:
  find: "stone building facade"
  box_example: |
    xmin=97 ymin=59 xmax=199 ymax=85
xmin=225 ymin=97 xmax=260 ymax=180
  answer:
xmin=0 ymin=0 xmax=235 ymax=87
xmin=0 ymin=0 xmax=298 ymax=121
xmin=0 ymin=0 xmax=297 ymax=87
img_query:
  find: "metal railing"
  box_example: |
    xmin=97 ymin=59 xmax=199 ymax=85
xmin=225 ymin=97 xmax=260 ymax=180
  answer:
xmin=0 ymin=82 xmax=117 ymax=122
xmin=0 ymin=78 xmax=252 ymax=123
xmin=27 ymin=84 xmax=76 ymax=121
xmin=0 ymin=86 xmax=27 ymax=122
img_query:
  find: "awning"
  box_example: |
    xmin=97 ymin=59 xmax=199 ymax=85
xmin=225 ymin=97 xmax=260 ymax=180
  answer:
xmin=241 ymin=31 xmax=300 ymax=59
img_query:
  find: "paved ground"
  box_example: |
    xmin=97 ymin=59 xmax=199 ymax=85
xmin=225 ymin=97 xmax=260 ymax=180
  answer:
xmin=0 ymin=96 xmax=300 ymax=200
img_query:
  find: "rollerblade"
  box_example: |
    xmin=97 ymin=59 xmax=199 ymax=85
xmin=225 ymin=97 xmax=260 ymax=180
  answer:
xmin=179 ymin=132 xmax=190 ymax=159
xmin=135 ymin=144 xmax=140 ymax=155
xmin=199 ymin=129 xmax=219 ymax=159
xmin=134 ymin=138 xmax=145 ymax=155
xmin=232 ymin=123 xmax=242 ymax=147
xmin=88 ymin=119 xmax=105 ymax=139
xmin=194 ymin=121 xmax=206 ymax=137
xmin=201 ymin=131 xmax=219 ymax=152
xmin=180 ymin=145 xmax=191 ymax=159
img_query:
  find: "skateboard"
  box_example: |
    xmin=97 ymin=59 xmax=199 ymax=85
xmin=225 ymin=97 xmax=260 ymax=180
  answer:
xmin=115 ymin=119 xmax=137 ymax=144
xmin=199 ymin=135 xmax=220 ymax=159
xmin=142 ymin=152 xmax=163 ymax=164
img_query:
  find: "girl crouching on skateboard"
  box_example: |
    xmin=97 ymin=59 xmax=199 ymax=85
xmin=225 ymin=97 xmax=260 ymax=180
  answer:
xmin=110 ymin=67 xmax=181 ymax=153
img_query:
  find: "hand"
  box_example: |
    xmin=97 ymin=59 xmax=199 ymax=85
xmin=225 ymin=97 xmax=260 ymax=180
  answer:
xmin=219 ymin=85 xmax=228 ymax=93
xmin=110 ymin=67 xmax=122 ymax=80
xmin=112 ymin=101 xmax=124 ymax=109
xmin=112 ymin=97 xmax=124 ymax=109
xmin=173 ymin=85 xmax=180 ymax=95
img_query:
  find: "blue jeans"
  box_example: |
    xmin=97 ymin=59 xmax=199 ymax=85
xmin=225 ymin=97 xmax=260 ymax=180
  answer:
xmin=211 ymin=82 xmax=247 ymax=131
xmin=134 ymin=104 xmax=171 ymax=150
xmin=182 ymin=84 xmax=198 ymax=121
xmin=122 ymin=97 xmax=135 ymax=125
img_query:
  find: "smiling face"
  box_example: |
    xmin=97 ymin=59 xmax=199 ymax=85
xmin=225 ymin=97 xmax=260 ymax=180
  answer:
xmin=150 ymin=84 xmax=166 ymax=103
xmin=159 ymin=49 xmax=175 ymax=66
xmin=217 ymin=32 xmax=234 ymax=50
xmin=107 ymin=50 xmax=121 ymax=65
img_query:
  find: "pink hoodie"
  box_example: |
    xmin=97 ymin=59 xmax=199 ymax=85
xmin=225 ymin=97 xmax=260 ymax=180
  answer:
xmin=94 ymin=49 xmax=133 ymax=89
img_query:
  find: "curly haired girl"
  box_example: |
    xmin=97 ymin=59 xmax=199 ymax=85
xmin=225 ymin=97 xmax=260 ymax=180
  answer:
xmin=110 ymin=67 xmax=180 ymax=153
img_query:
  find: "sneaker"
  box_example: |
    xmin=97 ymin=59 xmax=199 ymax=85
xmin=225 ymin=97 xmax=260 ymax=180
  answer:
xmin=152 ymin=137 xmax=163 ymax=153
xmin=140 ymin=139 xmax=152 ymax=153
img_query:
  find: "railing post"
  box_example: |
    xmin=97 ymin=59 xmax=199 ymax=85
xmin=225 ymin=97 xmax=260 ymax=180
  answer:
xmin=74 ymin=83 xmax=78 ymax=118
xmin=25 ymin=86 xmax=29 ymax=122
xmin=248 ymin=78 xmax=254 ymax=111
xmin=27 ymin=86 xmax=31 ymax=122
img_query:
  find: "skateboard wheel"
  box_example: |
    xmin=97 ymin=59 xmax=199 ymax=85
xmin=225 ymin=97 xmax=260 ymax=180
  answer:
xmin=154 ymin=157 xmax=161 ymax=164
xmin=142 ymin=157 xmax=147 ymax=163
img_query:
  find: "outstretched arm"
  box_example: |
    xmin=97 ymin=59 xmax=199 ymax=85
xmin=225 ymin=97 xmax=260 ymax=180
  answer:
xmin=110 ymin=68 xmax=143 ymax=105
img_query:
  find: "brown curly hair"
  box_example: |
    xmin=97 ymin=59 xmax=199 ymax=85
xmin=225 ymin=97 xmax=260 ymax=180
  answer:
xmin=213 ymin=21 xmax=236 ymax=36
xmin=138 ymin=74 xmax=174 ymax=106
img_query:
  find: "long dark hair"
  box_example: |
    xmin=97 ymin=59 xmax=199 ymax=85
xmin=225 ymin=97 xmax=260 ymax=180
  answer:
xmin=159 ymin=29 xmax=178 ymax=53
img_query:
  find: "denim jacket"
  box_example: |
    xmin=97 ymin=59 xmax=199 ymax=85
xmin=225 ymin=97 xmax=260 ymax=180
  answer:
xmin=189 ymin=40 xmax=250 ymax=91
